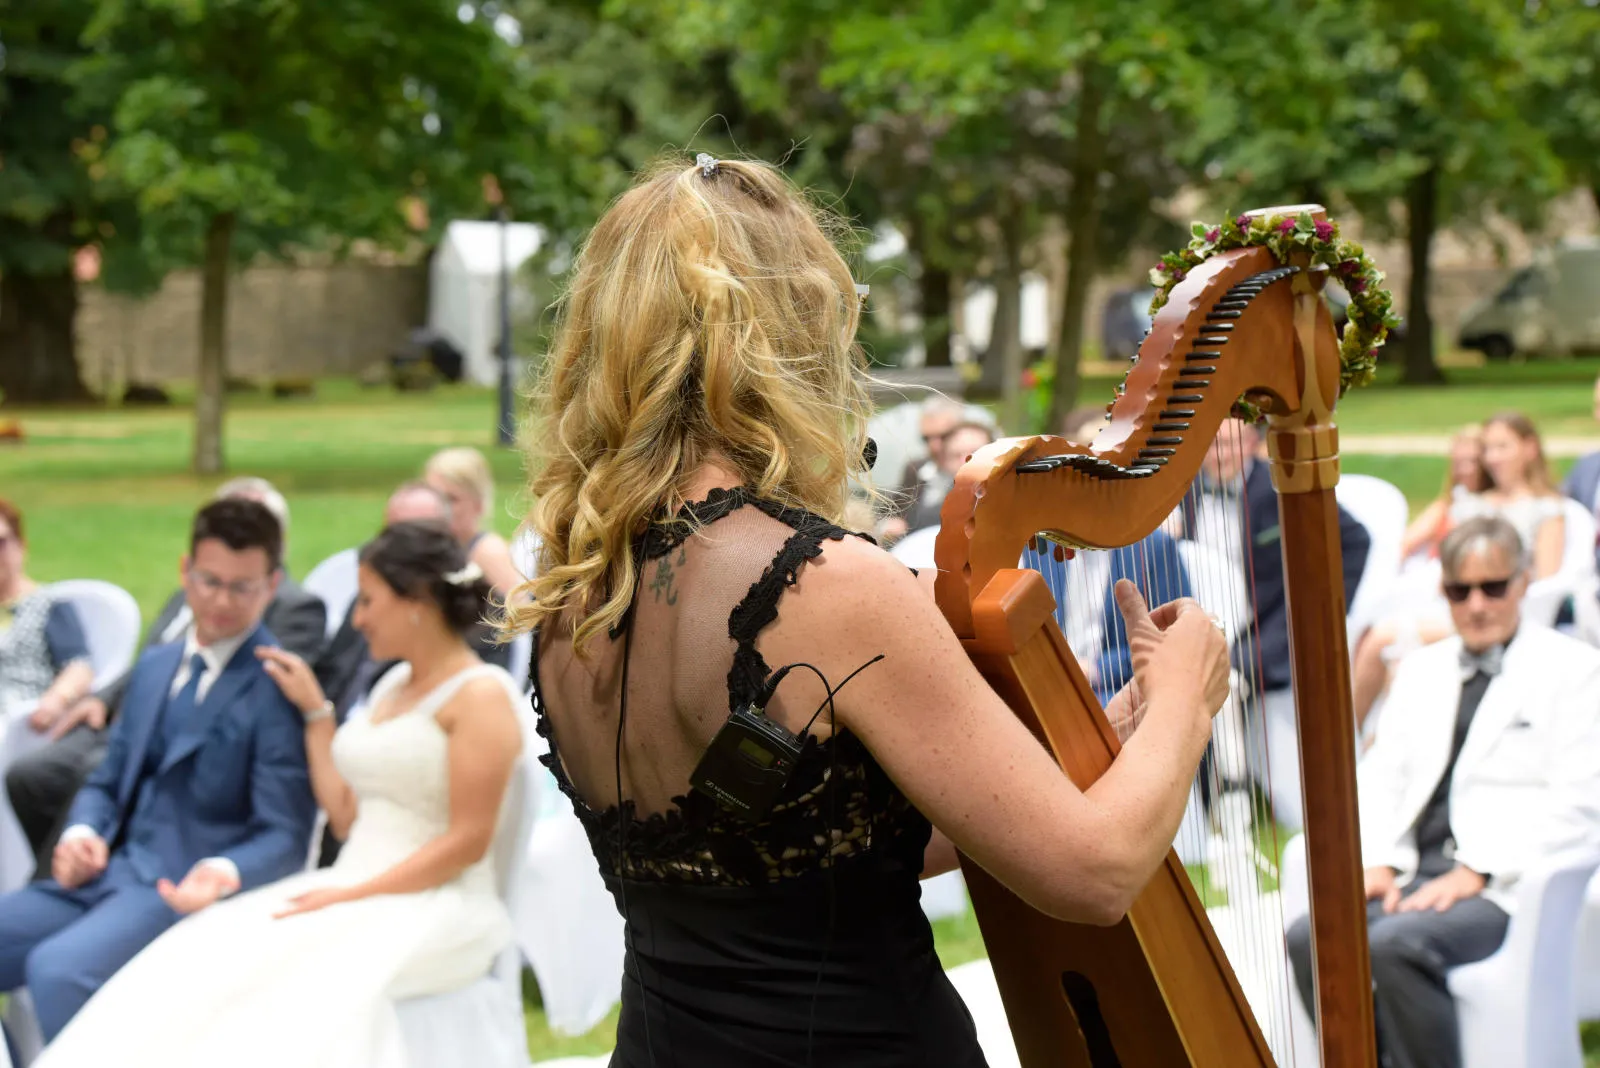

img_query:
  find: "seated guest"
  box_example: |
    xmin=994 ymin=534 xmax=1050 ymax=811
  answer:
xmin=0 ymin=499 xmax=316 ymax=1041
xmin=1171 ymin=418 xmax=1370 ymax=831
xmin=899 ymin=421 xmax=996 ymax=534
xmin=1288 ymin=515 xmax=1600 ymax=1068
xmin=33 ymin=522 xmax=525 ymax=1068
xmin=309 ymin=482 xmax=512 ymax=868
xmin=5 ymin=478 xmax=325 ymax=877
xmin=877 ymin=396 xmax=965 ymax=544
xmin=0 ymin=498 xmax=94 ymax=728
xmin=423 ymin=447 xmax=524 ymax=599
xmin=1399 ymin=426 xmax=1489 ymax=563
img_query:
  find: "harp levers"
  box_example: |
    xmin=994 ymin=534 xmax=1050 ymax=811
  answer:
xmin=933 ymin=206 xmax=1379 ymax=1068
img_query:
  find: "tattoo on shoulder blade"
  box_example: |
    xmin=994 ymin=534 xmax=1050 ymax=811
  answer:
xmin=648 ymin=546 xmax=687 ymax=605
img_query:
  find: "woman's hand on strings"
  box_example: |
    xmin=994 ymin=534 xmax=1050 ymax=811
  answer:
xmin=1113 ymin=579 xmax=1230 ymax=724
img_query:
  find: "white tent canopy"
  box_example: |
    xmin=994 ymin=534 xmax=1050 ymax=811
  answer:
xmin=426 ymin=220 xmax=545 ymax=386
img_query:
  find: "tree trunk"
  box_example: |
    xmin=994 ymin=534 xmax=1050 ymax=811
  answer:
xmin=1049 ymin=59 xmax=1107 ymax=431
xmin=1591 ymin=181 xmax=1599 ymax=224
xmin=1401 ymin=165 xmax=1444 ymax=386
xmin=194 ymin=211 xmax=236 ymax=475
xmin=918 ymin=261 xmax=953 ymax=368
xmin=985 ymin=206 xmax=1024 ymax=428
xmin=0 ymin=263 xmax=90 ymax=406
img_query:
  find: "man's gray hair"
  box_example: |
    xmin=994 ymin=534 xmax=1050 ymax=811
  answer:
xmin=215 ymin=476 xmax=290 ymax=539
xmin=388 ymin=479 xmax=453 ymax=522
xmin=1439 ymin=514 xmax=1527 ymax=580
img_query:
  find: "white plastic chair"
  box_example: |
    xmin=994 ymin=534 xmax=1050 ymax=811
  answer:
xmin=0 ymin=580 xmax=142 ymax=897
xmin=1333 ymin=473 xmax=1408 ymax=646
xmin=1570 ymin=871 xmax=1600 ymax=1021
xmin=511 ymin=729 xmax=625 ymax=1037
xmin=1279 ymin=835 xmax=1600 ymax=1068
xmin=396 ymin=751 xmax=537 ymax=1067
xmin=1525 ymin=498 xmax=1599 ymax=629
xmin=887 ymin=525 xmax=939 ymax=571
xmin=42 ymin=580 xmax=141 ymax=692
xmin=303 ymin=548 xmax=359 ymax=641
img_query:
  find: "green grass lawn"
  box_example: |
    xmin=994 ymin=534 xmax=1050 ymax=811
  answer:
xmin=1 ymin=363 xmax=1596 ymax=1062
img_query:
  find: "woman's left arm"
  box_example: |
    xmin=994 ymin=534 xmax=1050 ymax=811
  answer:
xmin=302 ymin=676 xmax=523 ymax=907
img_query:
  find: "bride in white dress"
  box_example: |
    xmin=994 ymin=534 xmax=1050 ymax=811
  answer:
xmin=37 ymin=521 xmax=526 ymax=1068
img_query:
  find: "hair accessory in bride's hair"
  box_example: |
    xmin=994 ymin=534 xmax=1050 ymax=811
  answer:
xmin=695 ymin=153 xmax=720 ymax=178
xmin=442 ymin=561 xmax=484 ymax=587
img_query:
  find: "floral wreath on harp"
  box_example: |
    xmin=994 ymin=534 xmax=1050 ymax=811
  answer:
xmin=1145 ymin=210 xmax=1400 ymax=410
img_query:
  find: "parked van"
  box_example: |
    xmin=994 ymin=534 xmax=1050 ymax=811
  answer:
xmin=1458 ymin=239 xmax=1600 ymax=359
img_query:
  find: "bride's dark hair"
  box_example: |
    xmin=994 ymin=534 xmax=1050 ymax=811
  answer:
xmin=360 ymin=521 xmax=494 ymax=635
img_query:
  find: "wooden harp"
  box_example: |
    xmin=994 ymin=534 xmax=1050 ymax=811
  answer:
xmin=932 ymin=205 xmax=1379 ymax=1068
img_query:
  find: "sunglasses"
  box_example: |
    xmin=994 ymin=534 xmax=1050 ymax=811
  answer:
xmin=1442 ymin=578 xmax=1513 ymax=603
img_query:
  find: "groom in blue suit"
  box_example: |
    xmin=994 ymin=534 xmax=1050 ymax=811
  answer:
xmin=0 ymin=498 xmax=316 ymax=1040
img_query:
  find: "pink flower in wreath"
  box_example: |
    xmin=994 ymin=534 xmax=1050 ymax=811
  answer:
xmin=1348 ymin=277 xmax=1367 ymax=295
xmin=1276 ymin=218 xmax=1297 ymax=234
xmin=1313 ymin=220 xmax=1335 ymax=242
xmin=1234 ymin=214 xmax=1251 ymax=230
xmin=1337 ymin=260 xmax=1359 ymax=276
xmin=1205 ymin=227 xmax=1220 ymax=243
xmin=1171 ymin=269 xmax=1186 ymax=282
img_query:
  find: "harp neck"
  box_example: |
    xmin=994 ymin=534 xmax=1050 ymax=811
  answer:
xmin=934 ymin=241 xmax=1342 ymax=639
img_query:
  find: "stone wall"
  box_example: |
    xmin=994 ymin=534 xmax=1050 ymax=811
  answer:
xmin=76 ymin=262 xmax=428 ymax=391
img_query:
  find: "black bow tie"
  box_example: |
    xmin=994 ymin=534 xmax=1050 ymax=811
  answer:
xmin=1459 ymin=645 xmax=1505 ymax=681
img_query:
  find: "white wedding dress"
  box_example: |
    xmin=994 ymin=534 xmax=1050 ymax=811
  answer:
xmin=37 ymin=662 xmax=521 ymax=1068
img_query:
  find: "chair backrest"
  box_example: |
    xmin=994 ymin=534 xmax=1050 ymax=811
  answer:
xmin=511 ymin=529 xmax=541 ymax=581
xmin=888 ymin=525 xmax=939 ymax=570
xmin=1334 ymin=473 xmax=1409 ymax=640
xmin=45 ymin=579 xmax=142 ymax=691
xmin=1524 ymin=498 xmax=1599 ymax=627
xmin=489 ymin=728 xmax=538 ymax=987
xmin=1558 ymin=496 xmax=1598 ymax=579
xmin=303 ymin=548 xmax=359 ymax=639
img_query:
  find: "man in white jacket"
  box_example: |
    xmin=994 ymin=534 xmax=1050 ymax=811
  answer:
xmin=1287 ymin=514 xmax=1600 ymax=1068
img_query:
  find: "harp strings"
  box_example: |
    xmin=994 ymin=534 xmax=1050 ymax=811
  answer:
xmin=1194 ymin=419 xmax=1299 ymax=1063
xmin=1018 ymin=421 xmax=1302 ymax=1064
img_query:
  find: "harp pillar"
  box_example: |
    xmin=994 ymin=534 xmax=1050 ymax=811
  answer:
xmin=1263 ymin=265 xmax=1379 ymax=1068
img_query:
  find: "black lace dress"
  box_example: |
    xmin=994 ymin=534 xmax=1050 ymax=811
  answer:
xmin=530 ymin=488 xmax=989 ymax=1067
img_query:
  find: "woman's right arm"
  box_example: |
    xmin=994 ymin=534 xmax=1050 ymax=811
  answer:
xmin=774 ymin=542 xmax=1226 ymax=926
xmin=1399 ymin=498 xmax=1447 ymax=559
xmin=257 ymin=648 xmax=358 ymax=838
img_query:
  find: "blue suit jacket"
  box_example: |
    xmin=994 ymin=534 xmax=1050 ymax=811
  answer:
xmin=66 ymin=624 xmax=315 ymax=890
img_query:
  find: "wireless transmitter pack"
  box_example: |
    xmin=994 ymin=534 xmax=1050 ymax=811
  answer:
xmin=689 ymin=700 xmax=809 ymax=822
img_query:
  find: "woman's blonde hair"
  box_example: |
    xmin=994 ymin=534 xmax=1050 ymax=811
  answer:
xmin=1439 ymin=424 xmax=1487 ymax=498
xmin=1483 ymin=411 xmax=1556 ymax=495
xmin=506 ymin=156 xmax=873 ymax=652
xmin=424 ymin=447 xmax=495 ymax=517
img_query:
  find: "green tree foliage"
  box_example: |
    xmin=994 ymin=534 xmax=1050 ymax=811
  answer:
xmin=69 ymin=0 xmax=555 ymax=472
xmin=1198 ymin=0 xmax=1563 ymax=384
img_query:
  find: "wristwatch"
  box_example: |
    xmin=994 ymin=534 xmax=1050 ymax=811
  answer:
xmin=304 ymin=699 xmax=335 ymax=724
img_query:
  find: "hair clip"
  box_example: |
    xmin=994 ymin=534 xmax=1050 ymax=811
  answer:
xmin=695 ymin=153 xmax=720 ymax=178
xmin=443 ymin=561 xmax=484 ymax=587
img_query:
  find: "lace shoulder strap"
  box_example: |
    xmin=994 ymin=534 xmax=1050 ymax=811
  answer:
xmin=725 ymin=499 xmax=855 ymax=712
